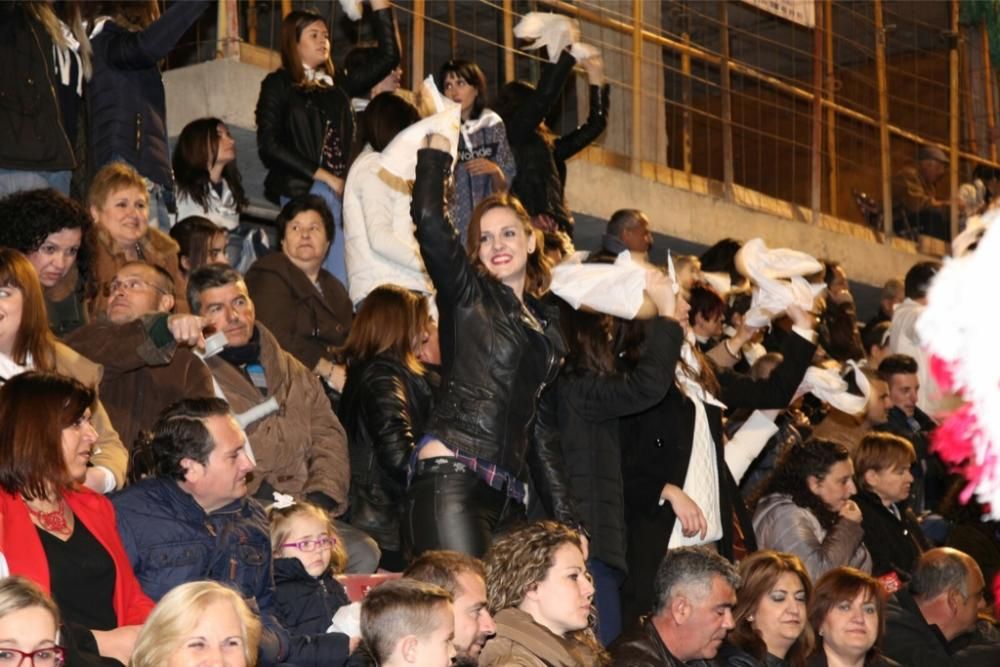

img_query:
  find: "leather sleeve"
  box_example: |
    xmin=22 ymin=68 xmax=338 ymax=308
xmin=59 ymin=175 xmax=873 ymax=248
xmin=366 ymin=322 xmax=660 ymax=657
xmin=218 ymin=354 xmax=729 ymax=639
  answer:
xmin=338 ymin=8 xmax=400 ymax=98
xmin=527 ymin=383 xmax=580 ymax=525
xmin=255 ymin=74 xmax=320 ymax=181
xmin=504 ymin=50 xmax=577 ymax=144
xmin=360 ymin=366 xmax=420 ymax=487
xmin=553 ymin=84 xmax=610 ymax=161
xmin=95 ymin=1 xmax=209 ymax=69
xmin=718 ymin=330 xmax=816 ymax=409
xmin=411 ymin=148 xmax=480 ymax=309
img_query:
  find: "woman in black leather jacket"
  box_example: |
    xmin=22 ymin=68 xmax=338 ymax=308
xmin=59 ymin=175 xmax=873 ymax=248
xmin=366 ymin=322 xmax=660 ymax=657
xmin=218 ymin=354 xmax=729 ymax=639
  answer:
xmin=254 ymin=1 xmax=399 ymax=287
xmin=404 ymin=137 xmax=579 ymax=558
xmin=337 ymin=285 xmax=435 ymax=571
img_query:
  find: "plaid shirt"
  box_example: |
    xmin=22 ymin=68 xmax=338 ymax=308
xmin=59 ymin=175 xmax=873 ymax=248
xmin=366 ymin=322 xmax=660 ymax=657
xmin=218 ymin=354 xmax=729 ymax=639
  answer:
xmin=409 ymin=435 xmax=528 ymax=505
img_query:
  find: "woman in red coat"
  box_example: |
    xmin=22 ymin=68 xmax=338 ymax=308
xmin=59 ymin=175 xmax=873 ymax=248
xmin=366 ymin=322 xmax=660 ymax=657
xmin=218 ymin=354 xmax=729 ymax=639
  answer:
xmin=0 ymin=372 xmax=153 ymax=665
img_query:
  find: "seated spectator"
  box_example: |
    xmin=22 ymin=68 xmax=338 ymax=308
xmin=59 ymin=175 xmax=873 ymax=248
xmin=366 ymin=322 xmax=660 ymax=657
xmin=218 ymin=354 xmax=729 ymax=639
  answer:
xmin=360 ymin=579 xmax=455 ymax=667
xmin=245 ymin=195 xmax=353 ymax=387
xmin=865 ymin=279 xmax=903 ymax=330
xmin=87 ymin=162 xmax=187 ymax=315
xmin=807 ymin=567 xmax=898 ymax=667
xmin=188 ymin=263 xmax=378 ymax=572
xmin=342 ymin=93 xmax=432 ymax=308
xmin=609 ymin=546 xmax=738 ymax=666
xmin=0 ymin=578 xmax=64 ymax=667
xmin=132 ymin=581 xmax=262 ymax=667
xmin=876 ymin=353 xmax=947 ymax=515
xmin=861 ymin=321 xmax=891 ymax=371
xmin=818 ymin=261 xmax=864 ymax=363
xmin=940 ymin=482 xmax=1000 ymax=607
xmin=891 ymin=145 xmax=950 ymax=240
xmin=810 ymin=367 xmax=891 ymax=457
xmin=112 ymin=397 xmax=350 ymax=667
xmin=0 ymin=372 xmax=153 ymax=665
xmin=752 ymin=440 xmax=872 ymax=580
xmin=65 ymin=261 xmax=214 ymax=452
xmin=0 ymin=188 xmax=95 ymax=336
xmin=0 ymin=249 xmax=127 ymax=491
xmin=337 ymin=286 xmax=436 ymax=570
xmin=403 ymin=551 xmax=497 ymax=666
xmin=172 ymin=118 xmax=250 ymax=268
xmin=883 ymin=548 xmax=1000 ymax=666
xmin=717 ymin=550 xmax=814 ymax=667
xmin=853 ymin=433 xmax=928 ymax=582
xmin=268 ymin=498 xmax=352 ymax=645
xmin=480 ymin=521 xmax=603 ymax=667
xmin=591 ymin=208 xmax=654 ymax=266
xmin=169 ymin=216 xmax=230 ymax=278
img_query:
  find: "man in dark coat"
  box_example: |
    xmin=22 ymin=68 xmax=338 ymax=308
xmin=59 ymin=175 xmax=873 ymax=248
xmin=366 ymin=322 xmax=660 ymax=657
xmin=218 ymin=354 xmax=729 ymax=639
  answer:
xmin=610 ymin=547 xmax=735 ymax=667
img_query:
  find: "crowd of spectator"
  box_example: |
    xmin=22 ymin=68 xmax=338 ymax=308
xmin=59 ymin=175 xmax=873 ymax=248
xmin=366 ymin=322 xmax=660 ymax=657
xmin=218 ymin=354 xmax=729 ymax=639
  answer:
xmin=1 ymin=2 xmax=998 ymax=667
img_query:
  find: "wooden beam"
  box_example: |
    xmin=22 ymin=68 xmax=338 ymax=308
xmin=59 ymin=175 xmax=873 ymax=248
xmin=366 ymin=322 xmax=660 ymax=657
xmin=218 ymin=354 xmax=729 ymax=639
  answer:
xmin=448 ymin=0 xmax=457 ymax=55
xmin=950 ymin=0 xmax=960 ymax=241
xmin=983 ymin=21 xmax=998 ymax=162
xmin=247 ymin=0 xmax=257 ymax=47
xmin=824 ymin=0 xmax=838 ymax=217
xmin=682 ymin=31 xmax=693 ymax=184
xmin=960 ymin=28 xmax=978 ymax=156
xmin=412 ymin=0 xmax=425 ymax=85
xmin=503 ymin=0 xmax=515 ymax=82
xmin=720 ymin=1 xmax=734 ymax=199
xmin=811 ymin=0 xmax=823 ymax=223
xmin=631 ymin=0 xmax=643 ymax=173
xmin=874 ymin=0 xmax=893 ymax=240
xmin=280 ymin=0 xmax=292 ymax=19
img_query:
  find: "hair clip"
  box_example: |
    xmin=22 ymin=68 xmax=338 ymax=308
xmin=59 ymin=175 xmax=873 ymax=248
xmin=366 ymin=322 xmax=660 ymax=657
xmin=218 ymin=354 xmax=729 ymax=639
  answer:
xmin=271 ymin=492 xmax=296 ymax=510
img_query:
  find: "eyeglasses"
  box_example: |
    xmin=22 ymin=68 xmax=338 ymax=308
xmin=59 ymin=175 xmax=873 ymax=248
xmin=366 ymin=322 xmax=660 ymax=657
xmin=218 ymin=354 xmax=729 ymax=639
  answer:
xmin=104 ymin=277 xmax=170 ymax=297
xmin=280 ymin=536 xmax=336 ymax=552
xmin=0 ymin=647 xmax=65 ymax=667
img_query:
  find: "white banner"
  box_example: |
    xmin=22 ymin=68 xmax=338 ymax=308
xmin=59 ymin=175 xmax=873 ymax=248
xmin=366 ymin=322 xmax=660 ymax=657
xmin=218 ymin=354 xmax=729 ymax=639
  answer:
xmin=742 ymin=0 xmax=816 ymax=28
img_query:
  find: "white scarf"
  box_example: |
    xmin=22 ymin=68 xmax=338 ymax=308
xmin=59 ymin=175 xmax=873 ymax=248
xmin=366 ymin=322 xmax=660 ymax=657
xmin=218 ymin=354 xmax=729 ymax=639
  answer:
xmin=304 ymin=66 xmax=334 ymax=87
xmin=54 ymin=20 xmax=84 ymax=96
xmin=0 ymin=352 xmax=32 ymax=383
xmin=668 ymin=341 xmax=725 ymax=548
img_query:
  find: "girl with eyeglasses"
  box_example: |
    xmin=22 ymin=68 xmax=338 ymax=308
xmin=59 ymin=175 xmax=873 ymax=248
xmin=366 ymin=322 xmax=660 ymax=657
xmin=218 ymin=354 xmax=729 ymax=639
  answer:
xmin=0 ymin=577 xmax=64 ymax=667
xmin=268 ymin=498 xmax=356 ymax=652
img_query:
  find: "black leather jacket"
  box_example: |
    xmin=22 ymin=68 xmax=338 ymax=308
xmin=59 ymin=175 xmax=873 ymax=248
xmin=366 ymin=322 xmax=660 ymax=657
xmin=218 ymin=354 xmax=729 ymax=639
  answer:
xmin=339 ymin=355 xmax=433 ymax=552
xmin=411 ymin=148 xmax=577 ymax=525
xmin=609 ymin=618 xmax=702 ymax=667
xmin=255 ymin=7 xmax=399 ymax=204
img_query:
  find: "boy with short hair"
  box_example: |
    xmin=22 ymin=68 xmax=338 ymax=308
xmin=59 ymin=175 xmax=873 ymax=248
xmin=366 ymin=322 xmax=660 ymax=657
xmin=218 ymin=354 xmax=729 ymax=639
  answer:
xmin=854 ymin=432 xmax=929 ymax=584
xmin=361 ymin=579 xmax=456 ymax=667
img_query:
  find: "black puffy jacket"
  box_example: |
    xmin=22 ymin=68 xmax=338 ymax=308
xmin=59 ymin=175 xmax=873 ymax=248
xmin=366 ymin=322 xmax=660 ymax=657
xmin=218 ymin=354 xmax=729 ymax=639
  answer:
xmin=87 ymin=1 xmax=209 ymax=189
xmin=255 ymin=8 xmax=399 ymax=204
xmin=411 ymin=148 xmax=577 ymax=526
xmin=0 ymin=5 xmax=76 ymax=171
xmin=502 ymin=50 xmax=609 ymax=236
xmin=338 ymin=355 xmax=433 ymax=552
xmin=273 ymin=557 xmax=351 ymax=641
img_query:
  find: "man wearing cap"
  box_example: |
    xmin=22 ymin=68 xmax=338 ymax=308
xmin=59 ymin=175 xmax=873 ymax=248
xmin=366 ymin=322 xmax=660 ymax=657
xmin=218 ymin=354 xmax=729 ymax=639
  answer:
xmin=892 ymin=145 xmax=950 ymax=240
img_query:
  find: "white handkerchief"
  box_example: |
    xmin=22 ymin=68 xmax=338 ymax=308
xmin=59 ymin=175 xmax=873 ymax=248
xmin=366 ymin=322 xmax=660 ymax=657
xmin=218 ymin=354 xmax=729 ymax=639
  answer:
xmin=379 ymin=76 xmax=461 ymax=181
xmin=339 ymin=0 xmax=363 ymax=21
xmin=736 ymin=238 xmax=825 ymax=327
xmin=550 ymin=251 xmax=647 ymax=319
xmin=514 ymin=12 xmax=580 ymax=63
xmin=795 ymin=365 xmax=868 ymax=415
xmin=327 ymin=602 xmax=362 ymax=636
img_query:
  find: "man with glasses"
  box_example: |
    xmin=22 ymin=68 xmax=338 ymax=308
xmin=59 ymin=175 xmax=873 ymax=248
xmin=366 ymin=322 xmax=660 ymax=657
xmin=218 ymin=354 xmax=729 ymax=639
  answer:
xmin=65 ymin=261 xmax=214 ymax=452
xmin=113 ymin=398 xmax=346 ymax=667
xmin=883 ymin=547 xmax=1000 ymax=667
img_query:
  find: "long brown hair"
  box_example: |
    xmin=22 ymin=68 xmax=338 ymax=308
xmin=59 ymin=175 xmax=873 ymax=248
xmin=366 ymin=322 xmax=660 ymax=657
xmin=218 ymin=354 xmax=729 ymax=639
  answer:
xmin=279 ymin=10 xmax=334 ymax=86
xmin=172 ymin=118 xmax=248 ymax=214
xmin=0 ymin=249 xmax=55 ymax=370
xmin=0 ymin=372 xmax=95 ymax=500
xmin=465 ymin=193 xmax=552 ymax=298
xmin=729 ymin=551 xmax=814 ymax=667
xmin=335 ymin=285 xmax=429 ymax=375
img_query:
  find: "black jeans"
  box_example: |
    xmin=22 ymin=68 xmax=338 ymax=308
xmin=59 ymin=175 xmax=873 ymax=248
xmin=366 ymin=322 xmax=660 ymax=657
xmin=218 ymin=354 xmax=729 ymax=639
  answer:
xmin=404 ymin=461 xmax=525 ymax=558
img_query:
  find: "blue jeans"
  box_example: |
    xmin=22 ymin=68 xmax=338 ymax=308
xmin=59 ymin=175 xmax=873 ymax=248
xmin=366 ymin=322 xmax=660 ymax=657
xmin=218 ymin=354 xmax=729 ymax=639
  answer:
xmin=588 ymin=558 xmax=625 ymax=646
xmin=281 ymin=181 xmax=348 ymax=287
xmin=0 ymin=168 xmax=71 ymax=197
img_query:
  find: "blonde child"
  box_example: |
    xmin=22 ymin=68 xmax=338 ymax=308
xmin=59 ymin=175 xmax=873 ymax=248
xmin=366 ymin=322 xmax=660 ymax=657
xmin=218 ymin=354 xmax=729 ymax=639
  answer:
xmin=268 ymin=495 xmax=355 ymax=649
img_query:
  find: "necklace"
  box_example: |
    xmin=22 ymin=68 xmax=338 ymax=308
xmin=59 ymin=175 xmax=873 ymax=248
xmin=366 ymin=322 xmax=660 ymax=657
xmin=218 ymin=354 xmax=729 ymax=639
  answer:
xmin=24 ymin=497 xmax=71 ymax=536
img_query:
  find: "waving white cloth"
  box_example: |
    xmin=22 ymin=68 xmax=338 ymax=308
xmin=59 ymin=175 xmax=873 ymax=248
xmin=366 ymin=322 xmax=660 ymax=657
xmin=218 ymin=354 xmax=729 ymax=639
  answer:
xmin=338 ymin=0 xmax=363 ymax=21
xmin=795 ymin=365 xmax=869 ymax=416
xmin=701 ymin=271 xmax=732 ymax=296
xmin=379 ymin=76 xmax=461 ymax=181
xmin=725 ymin=410 xmax=781 ymax=484
xmin=514 ymin=13 xmax=579 ymax=63
xmin=327 ymin=602 xmax=362 ymax=636
xmin=736 ymin=238 xmax=825 ymax=328
xmin=550 ymin=251 xmax=646 ymax=318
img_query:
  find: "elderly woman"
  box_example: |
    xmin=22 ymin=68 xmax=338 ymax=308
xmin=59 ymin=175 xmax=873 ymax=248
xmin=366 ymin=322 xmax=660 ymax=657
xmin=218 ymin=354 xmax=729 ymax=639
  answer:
xmin=0 ymin=188 xmax=95 ymax=337
xmin=481 ymin=521 xmax=604 ymax=667
xmin=0 ymin=372 xmax=153 ymax=665
xmin=753 ymin=440 xmax=872 ymax=581
xmin=0 ymin=248 xmax=127 ymax=491
xmin=718 ymin=551 xmax=814 ymax=667
xmin=132 ymin=581 xmax=262 ymax=667
xmin=245 ymin=194 xmax=353 ymax=388
xmin=87 ymin=162 xmax=187 ymax=315
xmin=807 ymin=568 xmax=898 ymax=667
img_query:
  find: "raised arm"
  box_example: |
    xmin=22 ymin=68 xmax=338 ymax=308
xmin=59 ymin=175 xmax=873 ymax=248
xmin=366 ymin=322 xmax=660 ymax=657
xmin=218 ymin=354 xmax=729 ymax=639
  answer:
xmin=338 ymin=2 xmax=401 ymax=98
xmin=503 ymin=50 xmax=577 ymax=144
xmin=93 ymin=1 xmax=210 ymax=70
xmin=553 ymin=58 xmax=610 ymax=161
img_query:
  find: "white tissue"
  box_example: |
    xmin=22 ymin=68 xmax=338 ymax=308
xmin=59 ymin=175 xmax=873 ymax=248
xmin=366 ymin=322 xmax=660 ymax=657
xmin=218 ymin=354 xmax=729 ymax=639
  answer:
xmin=379 ymin=76 xmax=461 ymax=181
xmin=795 ymin=365 xmax=868 ymax=416
xmin=327 ymin=602 xmax=362 ymax=636
xmin=338 ymin=0 xmax=363 ymax=21
xmin=550 ymin=251 xmax=647 ymax=319
xmin=513 ymin=12 xmax=580 ymax=63
xmin=736 ymin=238 xmax=825 ymax=328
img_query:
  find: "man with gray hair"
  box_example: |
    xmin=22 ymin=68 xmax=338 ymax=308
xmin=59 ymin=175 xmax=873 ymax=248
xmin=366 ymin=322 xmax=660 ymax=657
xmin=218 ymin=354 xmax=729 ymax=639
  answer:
xmin=594 ymin=208 xmax=654 ymax=266
xmin=610 ymin=547 xmax=738 ymax=666
xmin=883 ymin=547 xmax=1000 ymax=666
